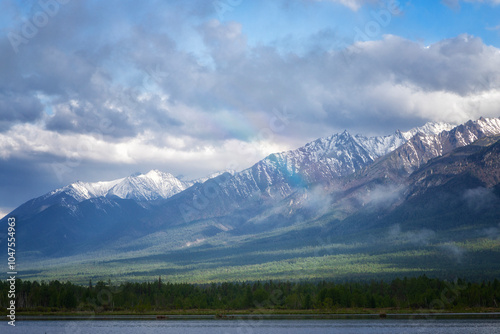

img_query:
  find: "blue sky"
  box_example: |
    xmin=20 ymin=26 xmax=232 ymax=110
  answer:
xmin=228 ymin=0 xmax=500 ymax=49
xmin=0 ymin=0 xmax=500 ymax=216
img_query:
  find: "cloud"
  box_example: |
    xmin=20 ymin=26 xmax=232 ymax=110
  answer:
xmin=486 ymin=24 xmax=500 ymax=31
xmin=439 ymin=242 xmax=466 ymax=263
xmin=442 ymin=0 xmax=461 ymax=8
xmin=199 ymin=20 xmax=247 ymax=66
xmin=462 ymin=187 xmax=498 ymax=211
xmin=1 ymin=0 xmax=500 ymax=210
xmin=0 ymin=92 xmax=44 ymax=130
xmin=302 ymin=186 xmax=334 ymax=216
xmin=3 ymin=8 xmax=500 ymax=139
xmin=359 ymin=184 xmax=405 ymax=209
xmin=443 ymin=0 xmax=500 ymax=8
xmin=312 ymin=0 xmax=378 ymax=11
xmin=482 ymin=223 xmax=500 ymax=239
xmin=388 ymin=224 xmax=436 ymax=245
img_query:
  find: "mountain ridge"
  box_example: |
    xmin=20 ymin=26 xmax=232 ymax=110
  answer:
xmin=1 ymin=117 xmax=500 ymax=283
xmin=29 ymin=120 xmax=456 ymax=210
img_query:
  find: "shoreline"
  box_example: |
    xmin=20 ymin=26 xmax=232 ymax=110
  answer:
xmin=12 ymin=311 xmax=500 ymax=321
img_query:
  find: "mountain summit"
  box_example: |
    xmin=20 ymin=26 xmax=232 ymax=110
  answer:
xmin=1 ymin=117 xmax=500 ymax=283
xmin=49 ymin=169 xmax=194 ymax=203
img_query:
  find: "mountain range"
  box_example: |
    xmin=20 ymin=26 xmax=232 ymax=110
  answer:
xmin=1 ymin=117 xmax=500 ymax=283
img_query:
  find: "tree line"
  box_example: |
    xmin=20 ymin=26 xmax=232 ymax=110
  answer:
xmin=0 ymin=275 xmax=499 ymax=312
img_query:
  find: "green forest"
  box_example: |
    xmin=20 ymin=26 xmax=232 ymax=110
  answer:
xmin=1 ymin=275 xmax=499 ymax=314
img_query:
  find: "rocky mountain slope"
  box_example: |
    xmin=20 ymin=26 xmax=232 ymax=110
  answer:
xmin=1 ymin=117 xmax=500 ymax=282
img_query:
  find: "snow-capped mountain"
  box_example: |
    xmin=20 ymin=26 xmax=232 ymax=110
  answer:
xmin=400 ymin=121 xmax=456 ymax=140
xmin=262 ymin=120 xmax=456 ymax=180
xmin=107 ymin=170 xmax=190 ymax=201
xmin=49 ymin=178 xmax=126 ymax=202
xmin=201 ymin=130 xmax=402 ymax=204
xmin=214 ymin=121 xmax=456 ymax=201
xmin=15 ymin=119 xmax=488 ymax=224
xmin=189 ymin=170 xmax=235 ymax=185
xmin=1 ymin=117 xmax=500 ymax=282
xmin=386 ymin=117 xmax=500 ymax=174
xmin=49 ymin=170 xmax=194 ymax=203
xmin=27 ymin=120 xmax=460 ymax=210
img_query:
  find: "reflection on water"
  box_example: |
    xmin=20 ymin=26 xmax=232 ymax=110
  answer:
xmin=1 ymin=319 xmax=500 ymax=334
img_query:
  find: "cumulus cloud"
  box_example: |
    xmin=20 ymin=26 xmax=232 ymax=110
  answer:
xmin=1 ymin=0 xmax=500 ymax=209
xmin=3 ymin=14 xmax=500 ymax=140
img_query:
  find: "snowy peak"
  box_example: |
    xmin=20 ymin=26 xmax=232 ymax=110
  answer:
xmin=189 ymin=170 xmax=236 ymax=185
xmin=107 ymin=169 xmax=189 ymax=201
xmin=385 ymin=117 xmax=500 ymax=174
xmin=444 ymin=117 xmax=500 ymax=147
xmin=300 ymin=128 xmax=406 ymax=163
xmin=470 ymin=117 xmax=500 ymax=136
xmin=50 ymin=169 xmax=234 ymax=203
xmin=223 ymin=129 xmax=403 ymax=201
xmin=353 ymin=131 xmax=407 ymax=159
xmin=42 ymin=117 xmax=500 ymax=208
xmin=402 ymin=121 xmax=456 ymax=140
xmin=303 ymin=131 xmax=359 ymax=158
xmin=223 ymin=118 xmax=498 ymax=201
xmin=51 ymin=170 xmax=190 ymax=203
xmin=50 ymin=178 xmax=125 ymax=202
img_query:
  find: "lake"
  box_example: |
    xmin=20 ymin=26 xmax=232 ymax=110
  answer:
xmin=1 ymin=319 xmax=500 ymax=333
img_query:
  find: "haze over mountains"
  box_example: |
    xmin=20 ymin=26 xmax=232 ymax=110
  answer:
xmin=1 ymin=117 xmax=500 ymax=283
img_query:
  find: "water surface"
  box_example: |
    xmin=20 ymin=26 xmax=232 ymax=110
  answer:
xmin=2 ymin=319 xmax=500 ymax=333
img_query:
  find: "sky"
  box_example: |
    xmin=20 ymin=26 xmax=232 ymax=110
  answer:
xmin=1 ymin=0 xmax=500 ymax=217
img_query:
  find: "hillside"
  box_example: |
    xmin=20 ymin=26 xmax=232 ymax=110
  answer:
xmin=1 ymin=118 xmax=500 ymax=283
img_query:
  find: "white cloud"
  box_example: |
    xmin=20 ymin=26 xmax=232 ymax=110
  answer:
xmin=443 ymin=0 xmax=500 ymax=8
xmin=1 ymin=0 xmax=500 ymax=209
xmin=439 ymin=242 xmax=466 ymax=263
xmin=358 ymin=184 xmax=405 ymax=209
xmin=313 ymin=0 xmax=377 ymax=11
xmin=486 ymin=24 xmax=500 ymax=31
xmin=463 ymin=187 xmax=498 ymax=211
xmin=1 ymin=33 xmax=500 ymax=186
xmin=388 ymin=224 xmax=436 ymax=245
xmin=466 ymin=0 xmax=500 ymax=4
xmin=0 ymin=122 xmax=288 ymax=181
